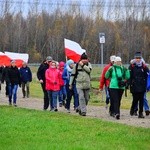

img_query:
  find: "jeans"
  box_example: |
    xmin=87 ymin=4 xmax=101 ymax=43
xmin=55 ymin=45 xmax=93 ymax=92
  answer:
xmin=58 ymin=85 xmax=66 ymax=104
xmin=65 ymin=84 xmax=79 ymax=110
xmin=47 ymin=90 xmax=59 ymax=110
xmin=8 ymin=84 xmax=18 ymax=104
xmin=105 ymin=87 xmax=110 ymax=105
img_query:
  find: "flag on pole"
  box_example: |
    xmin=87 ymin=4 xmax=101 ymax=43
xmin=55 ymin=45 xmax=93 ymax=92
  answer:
xmin=64 ymin=39 xmax=86 ymax=62
xmin=0 ymin=52 xmax=11 ymax=66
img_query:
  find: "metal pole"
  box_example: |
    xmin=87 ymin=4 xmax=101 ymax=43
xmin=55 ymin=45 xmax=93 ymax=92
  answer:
xmin=101 ymin=43 xmax=104 ymax=102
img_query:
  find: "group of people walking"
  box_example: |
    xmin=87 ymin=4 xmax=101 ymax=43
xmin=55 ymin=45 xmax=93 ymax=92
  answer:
xmin=0 ymin=60 xmax=32 ymax=106
xmin=0 ymin=51 xmax=150 ymax=119
xmin=99 ymin=52 xmax=150 ymax=119
xmin=37 ymin=53 xmax=92 ymax=116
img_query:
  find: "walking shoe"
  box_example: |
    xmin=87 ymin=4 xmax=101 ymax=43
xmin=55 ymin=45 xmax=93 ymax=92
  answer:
xmin=130 ymin=109 xmax=134 ymax=116
xmin=109 ymin=111 xmax=115 ymax=117
xmin=145 ymin=110 xmax=149 ymax=116
xmin=13 ymin=104 xmax=17 ymax=107
xmin=115 ymin=114 xmax=120 ymax=120
xmin=67 ymin=109 xmax=70 ymax=113
xmin=75 ymin=108 xmax=79 ymax=113
xmin=133 ymin=111 xmax=138 ymax=116
xmin=81 ymin=112 xmax=86 ymax=116
xmin=138 ymin=113 xmax=145 ymax=118
xmin=54 ymin=108 xmax=58 ymax=112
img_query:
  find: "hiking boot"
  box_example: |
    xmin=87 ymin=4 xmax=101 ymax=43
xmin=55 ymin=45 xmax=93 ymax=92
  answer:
xmin=115 ymin=114 xmax=120 ymax=120
xmin=145 ymin=110 xmax=149 ymax=116
xmin=130 ymin=109 xmax=134 ymax=116
xmin=54 ymin=108 xmax=58 ymax=112
xmin=133 ymin=111 xmax=138 ymax=116
xmin=81 ymin=112 xmax=86 ymax=116
xmin=138 ymin=113 xmax=145 ymax=118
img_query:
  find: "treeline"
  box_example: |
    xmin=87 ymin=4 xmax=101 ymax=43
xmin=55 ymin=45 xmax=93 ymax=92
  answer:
xmin=0 ymin=0 xmax=150 ymax=63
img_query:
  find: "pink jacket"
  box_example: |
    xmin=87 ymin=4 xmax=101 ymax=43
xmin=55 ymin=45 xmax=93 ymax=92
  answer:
xmin=45 ymin=67 xmax=60 ymax=91
xmin=59 ymin=68 xmax=64 ymax=86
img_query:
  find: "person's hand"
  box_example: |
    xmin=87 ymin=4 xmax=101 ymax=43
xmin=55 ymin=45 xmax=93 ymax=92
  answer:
xmin=39 ymin=79 xmax=43 ymax=83
xmin=69 ymin=85 xmax=72 ymax=90
xmin=79 ymin=60 xmax=84 ymax=66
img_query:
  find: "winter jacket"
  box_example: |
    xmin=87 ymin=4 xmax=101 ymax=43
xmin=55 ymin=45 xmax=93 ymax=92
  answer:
xmin=105 ymin=64 xmax=130 ymax=89
xmin=0 ymin=66 xmax=4 ymax=81
xmin=37 ymin=62 xmax=49 ymax=83
xmin=20 ymin=66 xmax=32 ymax=83
xmin=5 ymin=66 xmax=21 ymax=85
xmin=129 ymin=63 xmax=149 ymax=93
xmin=45 ymin=67 xmax=60 ymax=91
xmin=69 ymin=62 xmax=92 ymax=89
xmin=59 ymin=68 xmax=65 ymax=86
xmin=147 ymin=72 xmax=150 ymax=91
xmin=99 ymin=63 xmax=112 ymax=90
xmin=62 ymin=65 xmax=73 ymax=85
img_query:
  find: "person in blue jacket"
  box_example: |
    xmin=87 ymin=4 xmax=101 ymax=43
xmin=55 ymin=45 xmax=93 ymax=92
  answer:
xmin=20 ymin=62 xmax=32 ymax=98
xmin=62 ymin=59 xmax=79 ymax=113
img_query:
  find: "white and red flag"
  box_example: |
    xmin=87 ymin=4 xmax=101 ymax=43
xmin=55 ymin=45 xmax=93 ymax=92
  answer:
xmin=64 ymin=39 xmax=86 ymax=62
xmin=0 ymin=51 xmax=29 ymax=67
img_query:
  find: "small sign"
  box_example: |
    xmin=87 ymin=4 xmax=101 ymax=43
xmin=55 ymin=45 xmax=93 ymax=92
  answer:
xmin=99 ymin=33 xmax=105 ymax=43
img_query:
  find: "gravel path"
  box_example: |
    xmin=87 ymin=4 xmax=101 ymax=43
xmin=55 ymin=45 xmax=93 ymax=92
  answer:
xmin=0 ymin=85 xmax=150 ymax=128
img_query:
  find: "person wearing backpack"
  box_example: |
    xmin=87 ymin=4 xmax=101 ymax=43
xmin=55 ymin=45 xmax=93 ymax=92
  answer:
xmin=105 ymin=56 xmax=130 ymax=120
xmin=129 ymin=52 xmax=149 ymax=118
xmin=69 ymin=53 xmax=92 ymax=116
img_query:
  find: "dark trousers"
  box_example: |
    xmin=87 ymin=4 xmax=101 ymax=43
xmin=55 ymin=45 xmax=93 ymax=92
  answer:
xmin=65 ymin=84 xmax=79 ymax=110
xmin=109 ymin=88 xmax=124 ymax=115
xmin=131 ymin=92 xmax=144 ymax=114
xmin=41 ymin=83 xmax=49 ymax=110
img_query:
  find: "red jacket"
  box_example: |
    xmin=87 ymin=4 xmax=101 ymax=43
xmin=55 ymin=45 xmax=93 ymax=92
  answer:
xmin=45 ymin=67 xmax=60 ymax=91
xmin=59 ymin=68 xmax=65 ymax=86
xmin=99 ymin=63 xmax=112 ymax=90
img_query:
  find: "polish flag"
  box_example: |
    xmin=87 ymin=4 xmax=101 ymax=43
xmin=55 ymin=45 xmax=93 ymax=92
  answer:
xmin=5 ymin=52 xmax=29 ymax=67
xmin=64 ymin=39 xmax=86 ymax=62
xmin=0 ymin=52 xmax=11 ymax=66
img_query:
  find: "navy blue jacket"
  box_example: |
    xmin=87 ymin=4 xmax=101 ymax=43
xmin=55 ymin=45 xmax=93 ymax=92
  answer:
xmin=20 ymin=66 xmax=32 ymax=83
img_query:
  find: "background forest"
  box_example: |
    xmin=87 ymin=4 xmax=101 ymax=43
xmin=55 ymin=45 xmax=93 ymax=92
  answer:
xmin=0 ymin=0 xmax=150 ymax=63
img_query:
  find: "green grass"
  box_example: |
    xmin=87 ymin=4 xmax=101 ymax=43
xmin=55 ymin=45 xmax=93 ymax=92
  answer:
xmin=0 ymin=106 xmax=150 ymax=150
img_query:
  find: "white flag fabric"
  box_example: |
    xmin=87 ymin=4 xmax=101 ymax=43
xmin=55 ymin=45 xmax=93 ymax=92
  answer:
xmin=64 ymin=39 xmax=86 ymax=62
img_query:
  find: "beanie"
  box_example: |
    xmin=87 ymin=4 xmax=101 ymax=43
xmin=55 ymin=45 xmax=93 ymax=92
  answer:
xmin=59 ymin=61 xmax=65 ymax=67
xmin=134 ymin=52 xmax=142 ymax=58
xmin=81 ymin=53 xmax=88 ymax=60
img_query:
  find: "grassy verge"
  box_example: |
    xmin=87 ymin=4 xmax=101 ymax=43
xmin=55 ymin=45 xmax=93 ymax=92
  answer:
xmin=0 ymin=106 xmax=150 ymax=150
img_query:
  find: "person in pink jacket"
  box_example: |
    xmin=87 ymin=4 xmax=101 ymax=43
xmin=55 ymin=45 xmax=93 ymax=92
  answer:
xmin=45 ymin=61 xmax=61 ymax=111
xmin=58 ymin=61 xmax=66 ymax=107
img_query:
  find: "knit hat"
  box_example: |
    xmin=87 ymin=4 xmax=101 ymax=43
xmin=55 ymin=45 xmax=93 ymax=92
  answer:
xmin=110 ymin=55 xmax=116 ymax=62
xmin=59 ymin=61 xmax=65 ymax=67
xmin=46 ymin=56 xmax=53 ymax=61
xmin=66 ymin=59 xmax=74 ymax=66
xmin=134 ymin=52 xmax=142 ymax=59
xmin=81 ymin=53 xmax=88 ymax=60
xmin=114 ymin=56 xmax=121 ymax=62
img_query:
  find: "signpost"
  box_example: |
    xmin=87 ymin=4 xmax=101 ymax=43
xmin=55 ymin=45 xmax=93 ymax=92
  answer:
xmin=99 ymin=33 xmax=105 ymax=102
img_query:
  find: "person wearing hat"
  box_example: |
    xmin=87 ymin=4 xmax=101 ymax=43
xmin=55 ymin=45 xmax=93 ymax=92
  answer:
xmin=129 ymin=52 xmax=149 ymax=118
xmin=5 ymin=60 xmax=21 ymax=106
xmin=69 ymin=53 xmax=92 ymax=116
xmin=37 ymin=56 xmax=53 ymax=110
xmin=99 ymin=55 xmax=116 ymax=113
xmin=19 ymin=61 xmax=32 ymax=98
xmin=62 ymin=59 xmax=79 ymax=113
xmin=105 ymin=56 xmax=130 ymax=119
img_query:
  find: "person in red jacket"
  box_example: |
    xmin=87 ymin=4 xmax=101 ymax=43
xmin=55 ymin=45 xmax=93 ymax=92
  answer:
xmin=45 ymin=61 xmax=61 ymax=111
xmin=58 ymin=61 xmax=66 ymax=107
xmin=99 ymin=55 xmax=116 ymax=115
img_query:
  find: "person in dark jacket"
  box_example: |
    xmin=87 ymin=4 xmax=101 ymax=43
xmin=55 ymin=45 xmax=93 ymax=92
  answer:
xmin=1 ymin=65 xmax=10 ymax=96
xmin=6 ymin=60 xmax=21 ymax=106
xmin=0 ymin=65 xmax=4 ymax=92
xmin=129 ymin=52 xmax=149 ymax=118
xmin=37 ymin=56 xmax=53 ymax=110
xmin=20 ymin=62 xmax=32 ymax=98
